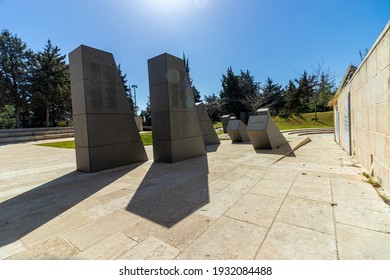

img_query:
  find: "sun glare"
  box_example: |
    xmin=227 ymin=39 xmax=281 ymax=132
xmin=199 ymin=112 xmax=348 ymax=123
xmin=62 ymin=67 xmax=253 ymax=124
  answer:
xmin=144 ymin=0 xmax=190 ymax=14
xmin=142 ymin=0 xmax=210 ymax=15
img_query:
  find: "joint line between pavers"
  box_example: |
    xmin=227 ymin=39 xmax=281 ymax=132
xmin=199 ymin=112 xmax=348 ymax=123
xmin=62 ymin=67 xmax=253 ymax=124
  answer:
xmin=62 ymin=235 xmax=83 ymax=254
xmin=253 ymin=173 xmax=298 ymax=259
xmin=272 ymin=220 xmax=335 ymax=236
xmin=173 ymin=212 xmax=221 ymax=260
xmin=335 ymin=221 xmax=390 ymax=235
xmin=330 ymin=178 xmax=340 ymax=260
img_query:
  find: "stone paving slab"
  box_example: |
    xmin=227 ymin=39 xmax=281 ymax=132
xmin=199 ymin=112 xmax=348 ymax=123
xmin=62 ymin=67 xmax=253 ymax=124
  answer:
xmin=0 ymin=133 xmax=389 ymax=260
xmin=255 ymin=221 xmax=337 ymax=260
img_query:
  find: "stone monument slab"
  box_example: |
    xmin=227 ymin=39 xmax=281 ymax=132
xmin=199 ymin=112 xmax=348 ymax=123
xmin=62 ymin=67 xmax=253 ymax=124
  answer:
xmin=196 ymin=102 xmax=220 ymax=145
xmin=69 ymin=45 xmax=148 ymax=172
xmin=148 ymin=53 xmax=206 ymax=163
xmin=246 ymin=108 xmax=288 ymax=149
xmin=227 ymin=120 xmax=250 ymax=142
xmin=221 ymin=114 xmax=236 ymax=133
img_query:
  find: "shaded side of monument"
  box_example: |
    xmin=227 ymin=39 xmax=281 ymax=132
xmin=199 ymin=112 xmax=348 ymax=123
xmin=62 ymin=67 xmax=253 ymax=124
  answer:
xmin=196 ymin=102 xmax=220 ymax=145
xmin=247 ymin=108 xmax=288 ymax=149
xmin=69 ymin=45 xmax=148 ymax=172
xmin=147 ymin=53 xmax=206 ymax=163
xmin=227 ymin=120 xmax=250 ymax=142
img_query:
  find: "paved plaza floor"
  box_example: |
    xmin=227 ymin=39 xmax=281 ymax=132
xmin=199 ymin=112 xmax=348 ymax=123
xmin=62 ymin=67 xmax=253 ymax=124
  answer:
xmin=0 ymin=132 xmax=389 ymax=260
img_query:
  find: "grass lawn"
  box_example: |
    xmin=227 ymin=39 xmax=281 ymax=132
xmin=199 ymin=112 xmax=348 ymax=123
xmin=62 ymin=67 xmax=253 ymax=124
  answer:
xmin=213 ymin=111 xmax=334 ymax=131
xmin=36 ymin=112 xmax=333 ymax=149
xmin=36 ymin=132 xmax=153 ymax=149
xmin=273 ymin=111 xmax=334 ymax=130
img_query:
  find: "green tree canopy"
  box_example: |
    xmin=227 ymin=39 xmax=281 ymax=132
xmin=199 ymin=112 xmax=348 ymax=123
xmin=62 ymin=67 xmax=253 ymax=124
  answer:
xmin=30 ymin=39 xmax=71 ymax=127
xmin=0 ymin=29 xmax=33 ymax=127
xmin=183 ymin=53 xmax=201 ymax=102
xmin=284 ymin=80 xmax=299 ymax=115
xmin=117 ymin=63 xmax=137 ymax=116
xmin=295 ymin=71 xmax=315 ymax=113
xmin=204 ymin=93 xmax=220 ymax=122
xmin=261 ymin=77 xmax=285 ymax=116
xmin=220 ymin=67 xmax=242 ymax=116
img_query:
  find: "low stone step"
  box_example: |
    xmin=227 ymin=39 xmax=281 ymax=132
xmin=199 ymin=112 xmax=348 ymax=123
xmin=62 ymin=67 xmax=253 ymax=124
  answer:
xmin=0 ymin=128 xmax=74 ymax=144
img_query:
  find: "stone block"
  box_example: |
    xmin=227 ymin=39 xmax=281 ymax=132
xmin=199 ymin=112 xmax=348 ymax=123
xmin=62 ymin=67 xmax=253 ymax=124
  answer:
xmin=371 ymin=75 xmax=382 ymax=104
xmin=368 ymin=105 xmax=378 ymax=131
xmin=362 ymin=83 xmax=371 ymax=106
xmin=149 ymin=83 xmax=169 ymax=113
xmin=368 ymin=131 xmax=377 ymax=156
xmin=69 ymin=45 xmax=148 ymax=172
xmin=376 ymin=29 xmax=390 ymax=72
xmin=196 ymin=102 xmax=220 ymax=145
xmin=380 ymin=66 xmax=390 ymax=102
xmin=366 ymin=48 xmax=377 ymax=80
xmin=153 ymin=136 xmax=206 ymax=163
xmin=221 ymin=114 xmax=236 ymax=133
xmin=246 ymin=108 xmax=288 ymax=149
xmin=221 ymin=115 xmax=230 ymax=133
xmin=361 ymin=106 xmax=369 ymax=129
xmin=227 ymin=120 xmax=249 ymax=142
xmin=147 ymin=53 xmax=206 ymax=163
xmin=134 ymin=116 xmax=143 ymax=131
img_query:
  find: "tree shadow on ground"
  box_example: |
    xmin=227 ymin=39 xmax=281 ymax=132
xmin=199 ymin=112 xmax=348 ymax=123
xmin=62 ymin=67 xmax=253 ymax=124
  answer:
xmin=126 ymin=155 xmax=209 ymax=228
xmin=0 ymin=162 xmax=145 ymax=247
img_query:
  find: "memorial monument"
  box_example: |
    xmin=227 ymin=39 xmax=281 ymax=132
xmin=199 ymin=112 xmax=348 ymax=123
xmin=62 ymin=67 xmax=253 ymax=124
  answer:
xmin=148 ymin=53 xmax=206 ymax=163
xmin=69 ymin=45 xmax=148 ymax=172
xmin=227 ymin=120 xmax=249 ymax=142
xmin=221 ymin=114 xmax=235 ymax=133
xmin=196 ymin=102 xmax=220 ymax=145
xmin=246 ymin=108 xmax=288 ymax=149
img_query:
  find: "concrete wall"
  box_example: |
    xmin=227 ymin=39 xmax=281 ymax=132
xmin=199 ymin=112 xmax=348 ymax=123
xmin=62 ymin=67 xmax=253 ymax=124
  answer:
xmin=335 ymin=21 xmax=390 ymax=192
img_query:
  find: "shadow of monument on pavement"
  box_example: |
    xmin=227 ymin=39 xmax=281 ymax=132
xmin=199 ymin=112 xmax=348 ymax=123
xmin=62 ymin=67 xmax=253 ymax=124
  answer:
xmin=205 ymin=144 xmax=220 ymax=153
xmin=254 ymin=141 xmax=296 ymax=156
xmin=126 ymin=155 xmax=209 ymax=228
xmin=0 ymin=162 xmax=145 ymax=247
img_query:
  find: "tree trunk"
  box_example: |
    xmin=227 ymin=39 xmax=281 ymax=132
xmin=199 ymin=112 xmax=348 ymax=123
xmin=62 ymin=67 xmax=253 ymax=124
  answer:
xmin=45 ymin=106 xmax=50 ymax=127
xmin=15 ymin=105 xmax=21 ymax=128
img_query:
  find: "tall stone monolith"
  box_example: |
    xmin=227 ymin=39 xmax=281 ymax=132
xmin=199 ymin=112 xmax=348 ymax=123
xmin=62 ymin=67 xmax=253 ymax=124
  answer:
xmin=196 ymin=102 xmax=220 ymax=145
xmin=148 ymin=53 xmax=206 ymax=163
xmin=69 ymin=45 xmax=148 ymax=172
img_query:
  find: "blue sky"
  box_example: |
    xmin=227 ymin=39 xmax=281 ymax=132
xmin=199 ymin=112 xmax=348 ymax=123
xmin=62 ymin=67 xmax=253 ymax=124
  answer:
xmin=1 ymin=0 xmax=389 ymax=111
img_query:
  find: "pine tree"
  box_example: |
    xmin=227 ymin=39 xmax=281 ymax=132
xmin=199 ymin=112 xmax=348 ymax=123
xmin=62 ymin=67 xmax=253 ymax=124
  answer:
xmin=220 ymin=67 xmax=242 ymax=116
xmin=311 ymin=65 xmax=336 ymax=117
xmin=0 ymin=29 xmax=33 ymax=127
xmin=30 ymin=40 xmax=70 ymax=127
xmin=284 ymin=80 xmax=299 ymax=115
xmin=117 ymin=64 xmax=137 ymax=116
xmin=183 ymin=53 xmax=201 ymax=102
xmin=261 ymin=77 xmax=285 ymax=115
xmin=295 ymin=71 xmax=315 ymax=113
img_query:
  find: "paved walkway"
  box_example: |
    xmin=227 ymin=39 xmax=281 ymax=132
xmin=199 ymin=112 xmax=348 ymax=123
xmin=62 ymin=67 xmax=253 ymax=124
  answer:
xmin=0 ymin=133 xmax=389 ymax=260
